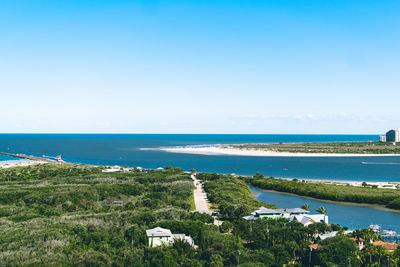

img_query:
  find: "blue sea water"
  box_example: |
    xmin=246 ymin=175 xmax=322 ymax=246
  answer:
xmin=1 ymin=134 xmax=400 ymax=234
xmin=1 ymin=134 xmax=400 ymax=182
xmin=0 ymin=154 xmax=19 ymax=161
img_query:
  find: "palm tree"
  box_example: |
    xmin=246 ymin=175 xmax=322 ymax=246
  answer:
xmin=316 ymin=206 xmax=327 ymax=214
xmin=301 ymin=203 xmax=310 ymax=211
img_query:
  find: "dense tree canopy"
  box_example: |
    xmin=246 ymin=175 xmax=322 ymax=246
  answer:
xmin=0 ymin=166 xmax=398 ymax=266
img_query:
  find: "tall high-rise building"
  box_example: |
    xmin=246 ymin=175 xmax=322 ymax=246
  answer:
xmin=386 ymin=129 xmax=400 ymax=143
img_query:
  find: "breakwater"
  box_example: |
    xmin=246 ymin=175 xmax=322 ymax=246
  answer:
xmin=0 ymin=152 xmax=56 ymax=163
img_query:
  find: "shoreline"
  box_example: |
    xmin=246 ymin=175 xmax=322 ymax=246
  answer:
xmin=278 ymin=177 xmax=400 ymax=189
xmin=0 ymin=159 xmax=49 ymax=168
xmin=159 ymin=145 xmax=400 ymax=157
xmin=236 ymin=172 xmax=400 ymax=188
xmin=249 ymin=186 xmax=400 ymax=214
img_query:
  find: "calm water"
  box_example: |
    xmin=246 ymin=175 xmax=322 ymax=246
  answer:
xmin=2 ymin=134 xmax=400 ymax=233
xmin=1 ymin=134 xmax=400 ymax=182
xmin=0 ymin=154 xmax=19 ymax=161
xmin=250 ymin=186 xmax=400 ymax=235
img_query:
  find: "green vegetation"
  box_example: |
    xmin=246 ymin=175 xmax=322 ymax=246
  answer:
xmin=196 ymin=173 xmax=277 ymax=219
xmin=1 ymin=164 xmax=399 ymax=266
xmin=199 ymin=173 xmax=400 ymax=266
xmin=244 ymin=175 xmax=400 ymax=210
xmin=225 ymin=141 xmax=400 ymax=154
xmin=0 ymin=164 xmax=221 ymax=265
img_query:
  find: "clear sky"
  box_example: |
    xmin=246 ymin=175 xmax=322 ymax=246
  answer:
xmin=1 ymin=0 xmax=399 ymax=134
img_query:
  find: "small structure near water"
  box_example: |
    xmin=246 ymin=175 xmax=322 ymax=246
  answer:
xmin=102 ymin=165 xmax=122 ymax=173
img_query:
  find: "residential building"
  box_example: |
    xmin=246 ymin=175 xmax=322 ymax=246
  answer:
xmin=146 ymin=227 xmax=174 ymax=247
xmin=102 ymin=165 xmax=121 ymax=173
xmin=372 ymin=240 xmax=399 ymax=252
xmin=309 ymin=236 xmax=399 ymax=253
xmin=318 ymin=230 xmax=353 ymax=241
xmin=386 ymin=129 xmax=400 ymax=143
xmin=379 ymin=135 xmax=386 ymax=142
xmin=146 ymin=227 xmax=196 ymax=248
xmin=243 ymin=207 xmax=309 ymax=220
xmin=243 ymin=207 xmax=328 ymax=226
xmin=290 ymin=214 xmax=328 ymax=226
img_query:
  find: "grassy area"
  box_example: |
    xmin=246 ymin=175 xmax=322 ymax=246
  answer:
xmin=243 ymin=175 xmax=400 ymax=210
xmin=225 ymin=141 xmax=400 ymax=154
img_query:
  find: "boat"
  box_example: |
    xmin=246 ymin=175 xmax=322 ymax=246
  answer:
xmin=383 ymin=229 xmax=397 ymax=236
xmin=369 ymin=224 xmax=381 ymax=233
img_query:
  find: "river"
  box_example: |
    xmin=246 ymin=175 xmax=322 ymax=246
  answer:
xmin=250 ymin=186 xmax=400 ymax=237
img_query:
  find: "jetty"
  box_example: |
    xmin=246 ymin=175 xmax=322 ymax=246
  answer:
xmin=0 ymin=152 xmax=60 ymax=163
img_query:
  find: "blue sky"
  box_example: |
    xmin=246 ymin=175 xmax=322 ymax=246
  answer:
xmin=1 ymin=0 xmax=399 ymax=134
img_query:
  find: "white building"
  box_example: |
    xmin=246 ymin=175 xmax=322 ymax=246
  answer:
xmin=136 ymin=166 xmax=144 ymax=172
xmin=290 ymin=214 xmax=328 ymax=226
xmin=146 ymin=227 xmax=196 ymax=248
xmin=243 ymin=207 xmax=309 ymax=221
xmin=146 ymin=227 xmax=174 ymax=247
xmin=102 ymin=165 xmax=121 ymax=173
xmin=244 ymin=207 xmax=329 ymax=226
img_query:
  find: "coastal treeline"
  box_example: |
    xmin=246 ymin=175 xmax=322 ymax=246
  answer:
xmin=197 ymin=172 xmax=277 ymax=219
xmin=0 ymin=163 xmax=103 ymax=181
xmin=226 ymin=142 xmax=400 ymax=154
xmin=243 ymin=175 xmax=400 ymax=210
xmin=199 ymin=172 xmax=400 ymax=266
xmin=1 ymin=165 xmax=400 ymax=266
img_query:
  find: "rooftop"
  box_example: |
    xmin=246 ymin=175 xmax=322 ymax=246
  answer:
xmin=254 ymin=207 xmax=309 ymax=215
xmin=373 ymin=240 xmax=399 ymax=251
xmin=146 ymin=227 xmax=172 ymax=237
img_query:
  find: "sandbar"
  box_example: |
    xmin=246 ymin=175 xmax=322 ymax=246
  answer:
xmin=159 ymin=145 xmax=400 ymax=157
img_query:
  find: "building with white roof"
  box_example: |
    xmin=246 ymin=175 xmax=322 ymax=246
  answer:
xmin=317 ymin=230 xmax=353 ymax=241
xmin=146 ymin=227 xmax=196 ymax=248
xmin=243 ymin=207 xmax=309 ymax=220
xmin=102 ymin=165 xmax=122 ymax=173
xmin=290 ymin=214 xmax=328 ymax=226
xmin=244 ymin=207 xmax=329 ymax=227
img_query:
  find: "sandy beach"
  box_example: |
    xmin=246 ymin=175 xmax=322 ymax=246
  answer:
xmin=278 ymin=177 xmax=400 ymax=190
xmin=0 ymin=160 xmax=48 ymax=168
xmin=160 ymin=145 xmax=400 ymax=157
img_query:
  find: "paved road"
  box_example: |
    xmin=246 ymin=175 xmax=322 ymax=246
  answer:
xmin=191 ymin=174 xmax=210 ymax=214
xmin=191 ymin=174 xmax=223 ymax=226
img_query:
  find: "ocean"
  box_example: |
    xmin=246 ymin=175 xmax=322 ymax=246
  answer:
xmin=1 ymin=134 xmax=400 ymax=182
xmin=0 ymin=154 xmax=19 ymax=161
xmin=2 ymin=133 xmax=400 ymax=234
